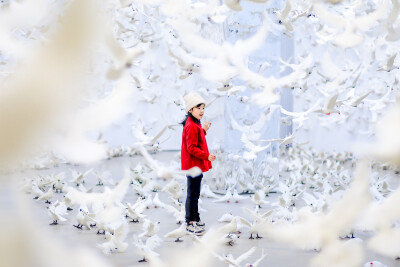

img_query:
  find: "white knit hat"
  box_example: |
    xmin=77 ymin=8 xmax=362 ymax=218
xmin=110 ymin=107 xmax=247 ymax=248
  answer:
xmin=184 ymin=92 xmax=206 ymax=112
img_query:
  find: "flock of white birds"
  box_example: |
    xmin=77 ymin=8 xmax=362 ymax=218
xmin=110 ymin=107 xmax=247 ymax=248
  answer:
xmin=1 ymin=0 xmax=400 ymax=266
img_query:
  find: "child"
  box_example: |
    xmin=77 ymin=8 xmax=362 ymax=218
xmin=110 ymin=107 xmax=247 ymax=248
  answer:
xmin=181 ymin=92 xmax=216 ymax=235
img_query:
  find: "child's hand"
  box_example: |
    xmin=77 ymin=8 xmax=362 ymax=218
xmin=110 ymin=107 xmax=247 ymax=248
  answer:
xmin=208 ymin=154 xmax=216 ymax=161
xmin=203 ymin=121 xmax=211 ymax=131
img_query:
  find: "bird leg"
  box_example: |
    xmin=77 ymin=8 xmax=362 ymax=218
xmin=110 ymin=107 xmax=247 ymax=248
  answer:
xmin=256 ymin=233 xmax=263 ymax=239
xmin=138 ymin=257 xmax=147 ymax=263
xmin=177 ymin=221 xmax=182 ymax=225
xmin=49 ymin=220 xmax=58 ymax=225
xmin=67 ymin=207 xmax=73 ymax=211
xmin=45 ymin=200 xmax=51 ymax=204
xmin=97 ymin=230 xmax=106 ymax=235
xmin=174 ymin=238 xmax=183 ymax=242
xmin=90 ymin=223 xmax=96 ymax=227
xmin=249 ymin=233 xmax=254 ymax=239
xmin=131 ymin=219 xmax=139 ymax=223
xmin=33 ymin=196 xmax=39 ymax=199
xmin=345 ymin=233 xmax=355 ymax=239
xmin=73 ymin=224 xmax=83 ymax=230
xmin=227 ymin=240 xmax=234 ymax=246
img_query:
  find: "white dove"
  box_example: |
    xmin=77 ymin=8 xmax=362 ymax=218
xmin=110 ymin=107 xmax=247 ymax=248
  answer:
xmin=47 ymin=200 xmax=68 ymax=225
xmin=215 ymin=246 xmax=257 ymax=267
xmin=314 ymin=92 xmax=341 ymax=115
xmin=213 ymin=188 xmax=234 ymax=203
xmin=232 ymin=189 xmax=247 ymax=203
xmin=97 ymin=222 xmax=129 ymax=254
xmin=218 ymin=217 xmax=240 ymax=234
xmin=139 ymin=219 xmax=160 ymax=238
xmin=201 ymin=184 xmax=218 ymax=198
xmin=38 ymin=187 xmax=53 ymax=204
xmin=251 ymin=190 xmax=269 ymax=208
xmin=125 ymin=201 xmax=146 ymax=223
xmin=163 ymin=201 xmax=185 ymax=224
xmin=73 ymin=207 xmax=96 ymax=230
xmin=70 ymin=168 xmax=92 ymax=186
xmin=164 ymin=223 xmax=187 ymax=242
xmin=133 ymin=234 xmax=162 ymax=263
xmin=241 ymin=133 xmax=271 ymax=161
xmin=218 ymin=213 xmax=235 ymax=223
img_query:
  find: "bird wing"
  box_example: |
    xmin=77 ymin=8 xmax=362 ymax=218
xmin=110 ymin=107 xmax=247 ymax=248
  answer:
xmin=109 ymin=169 xmax=131 ymax=204
xmin=137 ymin=144 xmax=158 ymax=170
xmin=163 ymin=203 xmax=179 ymax=216
xmin=280 ymin=0 xmax=292 ymax=21
xmin=325 ymin=92 xmax=339 ymax=110
xmin=227 ymin=107 xmax=247 ymax=132
xmin=237 ymin=216 xmax=252 ymax=228
xmin=149 ymin=125 xmax=168 ymax=146
xmin=313 ymin=3 xmax=347 ymax=29
xmin=251 ymin=249 xmax=267 ymax=267
xmin=114 ymin=222 xmax=128 ymax=239
xmin=240 ymin=133 xmax=256 ymax=151
xmin=236 ymin=246 xmax=257 ymax=264
xmin=354 ymin=0 xmax=390 ymax=30
xmin=145 ymin=235 xmax=162 ymax=251
xmin=153 ymin=193 xmax=166 ymax=209
xmin=349 ymin=90 xmax=372 ymax=106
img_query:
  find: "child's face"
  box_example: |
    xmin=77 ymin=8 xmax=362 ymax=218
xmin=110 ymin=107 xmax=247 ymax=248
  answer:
xmin=189 ymin=104 xmax=205 ymax=120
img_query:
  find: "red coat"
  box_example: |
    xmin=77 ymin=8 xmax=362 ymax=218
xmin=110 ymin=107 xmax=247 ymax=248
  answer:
xmin=181 ymin=116 xmax=212 ymax=173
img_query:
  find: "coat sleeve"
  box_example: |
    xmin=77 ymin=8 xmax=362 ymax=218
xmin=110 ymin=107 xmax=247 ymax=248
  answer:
xmin=203 ymin=128 xmax=207 ymax=135
xmin=185 ymin=125 xmax=209 ymax=160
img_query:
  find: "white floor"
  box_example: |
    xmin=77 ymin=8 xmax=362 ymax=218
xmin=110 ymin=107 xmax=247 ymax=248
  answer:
xmin=4 ymin=152 xmax=400 ymax=267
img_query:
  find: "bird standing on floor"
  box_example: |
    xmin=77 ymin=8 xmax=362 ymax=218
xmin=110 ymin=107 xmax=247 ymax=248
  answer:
xmin=251 ymin=190 xmax=269 ymax=208
xmin=133 ymin=234 xmax=162 ymax=263
xmin=232 ymin=189 xmax=247 ymax=203
xmin=73 ymin=208 xmax=96 ymax=230
xmin=164 ymin=223 xmax=187 ymax=242
xmin=70 ymin=168 xmax=92 ymax=186
xmin=213 ymin=188 xmax=233 ymax=203
xmin=201 ymin=184 xmax=218 ymax=198
xmin=38 ymin=187 xmax=53 ymax=204
xmin=47 ymin=200 xmax=68 ymax=225
xmin=97 ymin=222 xmax=129 ymax=254
xmin=139 ymin=219 xmax=160 ymax=238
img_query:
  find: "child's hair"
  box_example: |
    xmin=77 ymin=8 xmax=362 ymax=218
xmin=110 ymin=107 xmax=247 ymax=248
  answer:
xmin=181 ymin=103 xmax=203 ymax=126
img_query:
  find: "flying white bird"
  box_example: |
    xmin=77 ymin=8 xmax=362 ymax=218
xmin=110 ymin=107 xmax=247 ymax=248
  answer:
xmin=241 ymin=133 xmax=271 ymax=161
xmin=313 ymin=0 xmax=390 ymax=47
xmin=313 ymin=92 xmax=341 ymax=115
xmin=215 ymin=246 xmax=257 ymax=267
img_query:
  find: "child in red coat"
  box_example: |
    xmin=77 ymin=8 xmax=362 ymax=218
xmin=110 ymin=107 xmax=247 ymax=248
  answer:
xmin=181 ymin=92 xmax=216 ymax=235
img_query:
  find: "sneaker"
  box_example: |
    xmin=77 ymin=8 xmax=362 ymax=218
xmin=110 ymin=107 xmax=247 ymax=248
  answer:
xmin=196 ymin=220 xmax=205 ymax=227
xmin=186 ymin=222 xmax=205 ymax=236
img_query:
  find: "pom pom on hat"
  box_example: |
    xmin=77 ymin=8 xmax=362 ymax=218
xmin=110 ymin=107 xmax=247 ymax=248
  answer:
xmin=184 ymin=93 xmax=206 ymax=112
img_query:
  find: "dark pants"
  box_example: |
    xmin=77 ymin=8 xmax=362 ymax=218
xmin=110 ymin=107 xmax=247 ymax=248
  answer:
xmin=185 ymin=173 xmax=203 ymax=224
